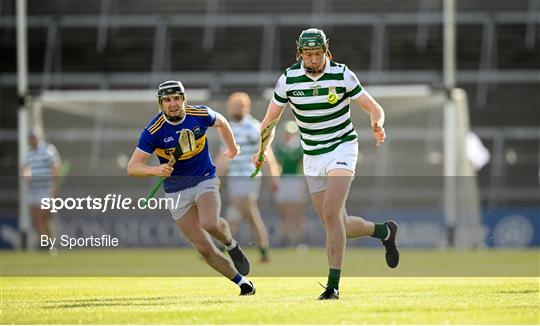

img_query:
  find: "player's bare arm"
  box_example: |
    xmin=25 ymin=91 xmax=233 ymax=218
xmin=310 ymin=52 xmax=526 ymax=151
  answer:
xmin=252 ymin=101 xmax=285 ymax=168
xmin=127 ymin=149 xmax=173 ymax=177
xmin=353 ymin=92 xmax=387 ymax=146
xmin=213 ymin=112 xmax=240 ymax=159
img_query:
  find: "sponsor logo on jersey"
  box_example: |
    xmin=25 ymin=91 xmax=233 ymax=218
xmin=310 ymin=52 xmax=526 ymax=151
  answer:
xmin=336 ymin=161 xmax=348 ymax=166
xmin=310 ymin=83 xmax=322 ymax=96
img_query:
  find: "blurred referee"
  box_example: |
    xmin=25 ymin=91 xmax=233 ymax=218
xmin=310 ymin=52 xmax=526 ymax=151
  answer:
xmin=215 ymin=92 xmax=280 ymax=263
xmin=23 ymin=129 xmax=61 ymax=246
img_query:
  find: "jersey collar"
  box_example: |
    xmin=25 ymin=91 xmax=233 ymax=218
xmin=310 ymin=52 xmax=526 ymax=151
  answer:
xmin=162 ymin=111 xmax=186 ymax=125
xmin=301 ymin=58 xmax=330 ymax=81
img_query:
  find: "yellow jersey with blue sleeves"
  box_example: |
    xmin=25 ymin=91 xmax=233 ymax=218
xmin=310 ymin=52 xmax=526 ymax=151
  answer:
xmin=137 ymin=105 xmax=217 ymax=192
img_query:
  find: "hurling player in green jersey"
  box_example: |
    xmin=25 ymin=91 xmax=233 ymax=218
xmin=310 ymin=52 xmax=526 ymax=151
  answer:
xmin=253 ymin=29 xmax=400 ymax=300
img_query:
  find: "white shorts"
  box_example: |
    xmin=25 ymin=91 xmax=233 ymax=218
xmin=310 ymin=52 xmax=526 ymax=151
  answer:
xmin=274 ymin=177 xmax=306 ymax=204
xmin=165 ymin=177 xmax=220 ymax=220
xmin=303 ymin=140 xmax=358 ymax=193
xmin=27 ymin=187 xmax=52 ymax=205
xmin=226 ymin=177 xmax=261 ymax=200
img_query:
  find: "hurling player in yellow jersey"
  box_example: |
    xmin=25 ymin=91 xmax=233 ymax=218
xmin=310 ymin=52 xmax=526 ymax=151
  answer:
xmin=128 ymin=81 xmax=255 ymax=296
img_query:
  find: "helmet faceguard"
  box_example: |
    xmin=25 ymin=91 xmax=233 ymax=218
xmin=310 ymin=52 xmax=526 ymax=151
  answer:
xmin=157 ymin=80 xmax=186 ymax=122
xmin=296 ymin=28 xmax=333 ymax=74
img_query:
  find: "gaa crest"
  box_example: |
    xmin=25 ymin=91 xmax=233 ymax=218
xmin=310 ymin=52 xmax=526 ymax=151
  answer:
xmin=310 ymin=83 xmax=322 ymax=96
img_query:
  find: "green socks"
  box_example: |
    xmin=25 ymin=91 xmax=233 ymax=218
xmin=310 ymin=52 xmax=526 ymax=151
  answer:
xmin=372 ymin=223 xmax=390 ymax=240
xmin=324 ymin=224 xmax=389 ymax=291
xmin=327 ymin=268 xmax=341 ymax=290
xmin=259 ymin=247 xmax=268 ymax=261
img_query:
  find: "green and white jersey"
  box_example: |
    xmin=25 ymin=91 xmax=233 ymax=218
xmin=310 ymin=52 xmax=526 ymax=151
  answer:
xmin=26 ymin=142 xmax=60 ymax=190
xmin=225 ymin=115 xmax=260 ymax=176
xmin=272 ymin=59 xmax=363 ymax=156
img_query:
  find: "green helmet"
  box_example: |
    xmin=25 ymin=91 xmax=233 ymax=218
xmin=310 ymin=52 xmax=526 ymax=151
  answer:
xmin=296 ymin=28 xmax=328 ymax=51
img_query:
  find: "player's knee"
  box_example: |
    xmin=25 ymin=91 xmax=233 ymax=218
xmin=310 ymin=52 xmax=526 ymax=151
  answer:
xmin=194 ymin=242 xmax=216 ymax=258
xmin=322 ymin=205 xmax=340 ymax=223
xmin=240 ymin=205 xmax=252 ymax=218
xmin=236 ymin=201 xmax=252 ymax=217
xmin=201 ymin=220 xmax=220 ymax=234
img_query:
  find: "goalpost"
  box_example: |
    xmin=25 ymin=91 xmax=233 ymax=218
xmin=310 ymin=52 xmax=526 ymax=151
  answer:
xmin=16 ymin=0 xmax=30 ymax=248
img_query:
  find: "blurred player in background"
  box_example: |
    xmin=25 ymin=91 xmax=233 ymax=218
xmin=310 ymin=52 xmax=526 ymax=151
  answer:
xmin=24 ymin=129 xmax=61 ymax=247
xmin=273 ymin=120 xmax=308 ymax=246
xmin=254 ymin=28 xmax=400 ymax=300
xmin=215 ymin=92 xmax=280 ymax=263
xmin=128 ymin=81 xmax=255 ymax=296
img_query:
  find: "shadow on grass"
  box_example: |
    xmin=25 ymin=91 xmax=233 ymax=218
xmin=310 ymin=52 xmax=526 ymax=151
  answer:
xmin=42 ymin=296 xmax=236 ymax=309
xmin=498 ymin=289 xmax=539 ymax=294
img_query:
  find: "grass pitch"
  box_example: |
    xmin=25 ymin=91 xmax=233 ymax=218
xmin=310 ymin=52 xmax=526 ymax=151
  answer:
xmin=2 ymin=248 xmax=538 ymax=277
xmin=1 ymin=248 xmax=539 ymax=324
xmin=2 ymin=277 xmax=538 ymax=324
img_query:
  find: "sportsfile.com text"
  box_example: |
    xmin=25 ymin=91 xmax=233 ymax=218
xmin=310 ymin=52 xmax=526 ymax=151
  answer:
xmin=40 ymin=194 xmax=181 ymax=213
